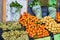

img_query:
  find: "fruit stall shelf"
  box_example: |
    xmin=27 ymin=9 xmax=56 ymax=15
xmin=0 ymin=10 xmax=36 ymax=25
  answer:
xmin=0 ymin=29 xmax=60 ymax=40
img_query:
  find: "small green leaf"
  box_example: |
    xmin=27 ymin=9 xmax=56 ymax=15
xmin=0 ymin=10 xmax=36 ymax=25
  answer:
xmin=36 ymin=22 xmax=43 ymax=24
xmin=33 ymin=35 xmax=38 ymax=39
xmin=10 ymin=1 xmax=22 ymax=12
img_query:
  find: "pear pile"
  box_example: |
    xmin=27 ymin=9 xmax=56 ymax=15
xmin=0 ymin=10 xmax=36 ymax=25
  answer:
xmin=41 ymin=16 xmax=60 ymax=34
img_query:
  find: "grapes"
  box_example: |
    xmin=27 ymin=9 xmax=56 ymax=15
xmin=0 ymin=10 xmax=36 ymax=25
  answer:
xmin=2 ymin=30 xmax=29 ymax=40
xmin=0 ymin=22 xmax=29 ymax=40
xmin=0 ymin=22 xmax=22 ymax=30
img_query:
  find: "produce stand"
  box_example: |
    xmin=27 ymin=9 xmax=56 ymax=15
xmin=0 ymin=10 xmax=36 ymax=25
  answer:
xmin=0 ymin=0 xmax=60 ymax=40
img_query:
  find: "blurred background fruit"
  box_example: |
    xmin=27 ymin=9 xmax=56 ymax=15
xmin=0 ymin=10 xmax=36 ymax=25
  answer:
xmin=56 ymin=8 xmax=60 ymax=22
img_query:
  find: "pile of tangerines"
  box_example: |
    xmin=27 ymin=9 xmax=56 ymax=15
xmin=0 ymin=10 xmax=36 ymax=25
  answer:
xmin=19 ymin=12 xmax=49 ymax=38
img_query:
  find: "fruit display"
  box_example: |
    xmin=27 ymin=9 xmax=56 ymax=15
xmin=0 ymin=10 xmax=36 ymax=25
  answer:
xmin=56 ymin=12 xmax=60 ymax=22
xmin=1 ymin=12 xmax=60 ymax=40
xmin=41 ymin=16 xmax=60 ymax=34
xmin=19 ymin=12 xmax=49 ymax=38
xmin=26 ymin=24 xmax=49 ymax=38
xmin=0 ymin=0 xmax=60 ymax=40
xmin=19 ymin=12 xmax=39 ymax=26
xmin=2 ymin=30 xmax=29 ymax=40
xmin=0 ymin=21 xmax=29 ymax=40
xmin=0 ymin=22 xmax=22 ymax=30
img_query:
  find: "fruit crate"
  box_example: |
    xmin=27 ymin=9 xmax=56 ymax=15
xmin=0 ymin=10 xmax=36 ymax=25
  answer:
xmin=34 ymin=34 xmax=60 ymax=40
